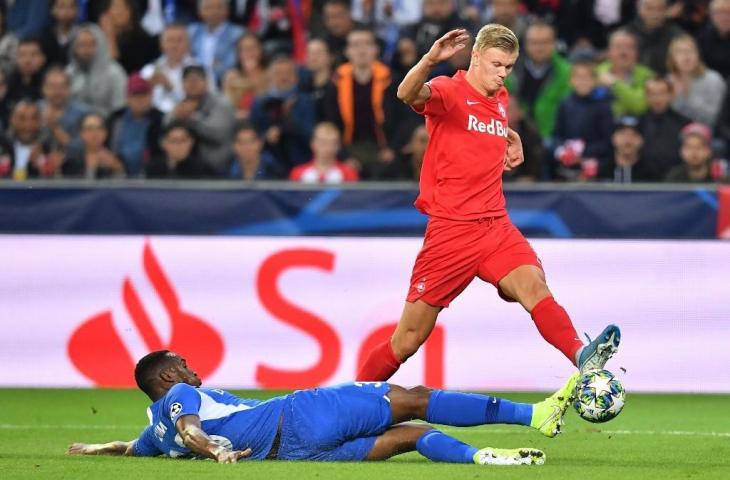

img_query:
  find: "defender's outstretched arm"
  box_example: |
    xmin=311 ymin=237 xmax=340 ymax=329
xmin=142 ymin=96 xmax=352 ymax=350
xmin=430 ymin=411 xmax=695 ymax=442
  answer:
xmin=67 ymin=440 xmax=135 ymax=456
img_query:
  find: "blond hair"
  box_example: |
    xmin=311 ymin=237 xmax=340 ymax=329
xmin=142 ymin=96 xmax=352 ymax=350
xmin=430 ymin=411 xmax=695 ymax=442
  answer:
xmin=667 ymin=34 xmax=706 ymax=77
xmin=474 ymin=24 xmax=519 ymax=53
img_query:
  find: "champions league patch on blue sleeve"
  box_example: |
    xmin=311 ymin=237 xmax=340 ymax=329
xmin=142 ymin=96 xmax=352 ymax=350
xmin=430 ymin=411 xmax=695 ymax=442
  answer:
xmin=164 ymin=383 xmax=202 ymax=422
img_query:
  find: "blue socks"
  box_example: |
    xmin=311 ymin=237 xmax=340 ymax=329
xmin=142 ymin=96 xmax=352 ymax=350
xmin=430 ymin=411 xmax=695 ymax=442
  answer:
xmin=416 ymin=429 xmax=477 ymax=463
xmin=425 ymin=390 xmax=533 ymax=427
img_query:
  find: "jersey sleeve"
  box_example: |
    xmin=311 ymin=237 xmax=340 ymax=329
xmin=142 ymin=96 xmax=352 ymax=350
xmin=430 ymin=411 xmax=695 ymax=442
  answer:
xmin=163 ymin=383 xmax=202 ymax=424
xmin=412 ymin=76 xmax=456 ymax=117
xmin=132 ymin=425 xmax=161 ymax=457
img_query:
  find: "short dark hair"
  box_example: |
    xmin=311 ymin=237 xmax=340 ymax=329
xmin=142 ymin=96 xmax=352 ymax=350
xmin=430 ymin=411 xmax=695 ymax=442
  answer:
xmin=234 ymin=119 xmax=258 ymax=136
xmin=134 ymin=350 xmax=172 ymax=398
xmin=182 ymin=64 xmax=207 ymax=79
xmin=324 ymin=0 xmax=350 ymax=10
xmin=163 ymin=119 xmax=196 ymax=140
xmin=18 ymin=37 xmax=44 ymax=50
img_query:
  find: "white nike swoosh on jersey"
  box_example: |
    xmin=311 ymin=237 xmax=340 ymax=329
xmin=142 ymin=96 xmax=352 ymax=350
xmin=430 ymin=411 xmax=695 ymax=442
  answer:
xmin=466 ymin=100 xmax=480 ymax=105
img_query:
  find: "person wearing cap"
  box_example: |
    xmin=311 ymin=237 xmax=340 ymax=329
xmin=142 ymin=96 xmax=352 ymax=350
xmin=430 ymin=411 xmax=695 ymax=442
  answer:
xmin=612 ymin=115 xmax=653 ymax=183
xmin=166 ymin=64 xmax=235 ymax=175
xmin=665 ymin=122 xmax=715 ymax=182
xmin=108 ymin=73 xmax=164 ymax=177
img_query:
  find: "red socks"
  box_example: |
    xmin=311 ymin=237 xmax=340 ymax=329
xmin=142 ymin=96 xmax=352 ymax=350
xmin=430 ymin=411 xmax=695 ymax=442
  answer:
xmin=356 ymin=340 xmax=402 ymax=381
xmin=531 ymin=296 xmax=583 ymax=365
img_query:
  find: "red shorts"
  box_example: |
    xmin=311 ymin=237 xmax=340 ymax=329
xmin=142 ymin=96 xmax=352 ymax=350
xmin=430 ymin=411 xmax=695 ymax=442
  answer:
xmin=406 ymin=215 xmax=542 ymax=307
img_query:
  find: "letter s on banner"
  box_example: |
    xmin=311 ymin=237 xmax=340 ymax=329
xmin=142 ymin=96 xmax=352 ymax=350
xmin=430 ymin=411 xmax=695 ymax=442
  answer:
xmin=255 ymin=249 xmax=341 ymax=389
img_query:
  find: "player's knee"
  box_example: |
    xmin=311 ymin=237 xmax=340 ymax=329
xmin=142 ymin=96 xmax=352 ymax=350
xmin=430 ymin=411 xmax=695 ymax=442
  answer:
xmin=406 ymin=386 xmax=432 ymax=417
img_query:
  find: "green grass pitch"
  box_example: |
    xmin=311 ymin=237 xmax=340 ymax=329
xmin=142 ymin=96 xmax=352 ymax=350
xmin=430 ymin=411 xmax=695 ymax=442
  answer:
xmin=1 ymin=389 xmax=728 ymax=480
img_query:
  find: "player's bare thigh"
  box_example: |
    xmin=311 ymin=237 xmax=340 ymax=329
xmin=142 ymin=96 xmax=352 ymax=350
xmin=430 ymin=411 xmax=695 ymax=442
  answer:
xmin=366 ymin=424 xmax=433 ymax=461
xmin=390 ymin=300 xmax=442 ymax=361
xmin=498 ymin=265 xmax=552 ymax=312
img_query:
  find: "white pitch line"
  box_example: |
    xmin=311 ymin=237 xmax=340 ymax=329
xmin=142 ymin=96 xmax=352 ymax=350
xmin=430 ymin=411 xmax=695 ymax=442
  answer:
xmin=1 ymin=424 xmax=729 ymax=437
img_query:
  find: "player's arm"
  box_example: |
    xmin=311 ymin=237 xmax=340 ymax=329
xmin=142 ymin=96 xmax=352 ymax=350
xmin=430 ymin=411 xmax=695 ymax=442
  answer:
xmin=67 ymin=440 xmax=135 ymax=456
xmin=396 ymin=29 xmax=470 ymax=107
xmin=504 ymin=127 xmax=525 ymax=171
xmin=175 ymin=414 xmax=252 ymax=464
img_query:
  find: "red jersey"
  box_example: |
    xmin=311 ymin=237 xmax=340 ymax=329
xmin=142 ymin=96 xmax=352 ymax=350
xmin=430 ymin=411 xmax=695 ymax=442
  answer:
xmin=413 ymin=70 xmax=510 ymax=220
xmin=289 ymin=161 xmax=359 ymax=183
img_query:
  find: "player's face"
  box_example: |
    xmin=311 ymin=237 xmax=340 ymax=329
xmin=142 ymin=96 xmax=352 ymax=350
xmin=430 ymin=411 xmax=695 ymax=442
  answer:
xmin=168 ymin=355 xmax=202 ymax=387
xmin=471 ymin=47 xmax=517 ymax=95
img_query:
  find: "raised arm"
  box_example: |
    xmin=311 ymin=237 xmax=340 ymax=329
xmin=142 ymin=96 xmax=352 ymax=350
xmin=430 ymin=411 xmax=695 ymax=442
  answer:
xmin=396 ymin=29 xmax=471 ymax=107
xmin=67 ymin=440 xmax=135 ymax=456
xmin=176 ymin=414 xmax=252 ymax=464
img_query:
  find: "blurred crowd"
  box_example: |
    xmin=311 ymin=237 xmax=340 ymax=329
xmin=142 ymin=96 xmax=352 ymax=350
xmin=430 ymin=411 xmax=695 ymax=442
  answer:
xmin=0 ymin=0 xmax=728 ymax=184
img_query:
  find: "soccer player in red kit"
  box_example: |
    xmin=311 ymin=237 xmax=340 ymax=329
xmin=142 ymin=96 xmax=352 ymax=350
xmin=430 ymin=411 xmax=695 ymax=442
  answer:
xmin=357 ymin=25 xmax=621 ymax=382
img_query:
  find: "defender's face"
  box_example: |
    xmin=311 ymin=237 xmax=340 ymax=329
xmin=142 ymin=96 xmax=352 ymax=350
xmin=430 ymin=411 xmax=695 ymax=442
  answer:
xmin=472 ymin=47 xmax=518 ymax=95
xmin=167 ymin=355 xmax=202 ymax=387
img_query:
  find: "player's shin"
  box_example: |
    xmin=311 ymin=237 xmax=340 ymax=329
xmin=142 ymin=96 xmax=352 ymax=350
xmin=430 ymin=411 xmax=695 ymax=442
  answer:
xmin=415 ymin=429 xmax=477 ymax=463
xmin=356 ymin=340 xmax=402 ymax=381
xmin=425 ymin=390 xmax=533 ymax=427
xmin=530 ymin=296 xmax=583 ymax=365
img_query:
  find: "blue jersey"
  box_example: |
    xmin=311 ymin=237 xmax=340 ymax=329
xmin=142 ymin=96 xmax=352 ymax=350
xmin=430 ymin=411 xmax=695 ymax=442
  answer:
xmin=132 ymin=383 xmax=285 ymax=460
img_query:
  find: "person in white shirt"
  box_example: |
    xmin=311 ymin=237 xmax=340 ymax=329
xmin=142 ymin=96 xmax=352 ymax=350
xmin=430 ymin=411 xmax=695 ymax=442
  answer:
xmin=140 ymin=23 xmax=201 ymax=114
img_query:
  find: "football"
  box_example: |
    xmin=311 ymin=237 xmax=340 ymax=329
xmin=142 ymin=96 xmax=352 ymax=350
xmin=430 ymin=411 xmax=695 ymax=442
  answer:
xmin=573 ymin=369 xmax=626 ymax=423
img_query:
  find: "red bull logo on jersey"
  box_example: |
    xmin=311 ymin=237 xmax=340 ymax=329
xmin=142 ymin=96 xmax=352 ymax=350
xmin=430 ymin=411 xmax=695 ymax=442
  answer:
xmin=467 ymin=114 xmax=508 ymax=138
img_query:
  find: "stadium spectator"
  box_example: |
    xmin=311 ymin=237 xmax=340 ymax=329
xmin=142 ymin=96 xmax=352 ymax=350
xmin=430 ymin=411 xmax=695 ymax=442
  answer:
xmin=504 ymin=98 xmax=544 ymax=182
xmin=611 ymin=115 xmax=654 ymax=183
xmin=66 ymin=24 xmax=128 ymax=117
xmin=403 ymin=0 xmax=473 ymax=67
xmin=667 ymin=0 xmax=712 ymax=34
xmin=484 ymin=0 xmax=529 ymax=41
xmin=554 ymin=0 xmax=636 ymax=51
xmin=507 ymin=21 xmax=571 ymax=141
xmin=552 ymin=60 xmax=615 ymax=181
xmin=5 ymin=0 xmax=51 ymax=40
xmin=98 ymin=0 xmax=160 ymax=74
xmin=187 ymin=0 xmax=244 ymax=85
xmin=324 ymin=27 xmax=393 ymax=179
xmin=716 ymin=81 xmax=730 ymax=149
xmin=242 ymin=0 xmax=308 ymax=62
xmin=667 ymin=34 xmax=727 ymax=128
xmin=63 ymin=112 xmax=125 ymax=179
xmin=146 ymin=120 xmax=214 ymax=178
xmin=40 ymin=0 xmax=78 ymax=68
xmin=289 ymin=122 xmax=359 ymax=183
xmin=167 ymin=65 xmax=236 ymax=175
xmin=250 ymin=55 xmax=315 ymax=176
xmin=626 ymin=0 xmax=684 ymax=76
xmin=319 ymin=0 xmax=360 ymax=67
xmin=108 ymin=74 xmax=164 ymax=177
xmin=0 ymin=8 xmax=18 ymax=77
xmin=0 ymin=71 xmax=10 ymax=131
xmin=697 ymin=0 xmax=730 ymax=78
xmin=351 ymin=0 xmax=423 ymax=63
xmin=665 ymin=121 xmax=715 ymax=182
xmin=638 ymin=78 xmax=691 ymax=179
xmin=139 ymin=0 xmax=199 ymax=35
xmin=299 ymin=38 xmax=336 ymax=122
xmin=39 ymin=67 xmax=88 ymax=158
xmin=6 ymin=38 xmax=47 ymax=104
xmin=3 ymin=100 xmax=59 ymax=180
xmin=222 ymin=32 xmax=269 ymax=119
xmin=229 ymin=120 xmax=276 ymax=180
xmin=140 ymin=24 xmax=200 ymax=114
xmin=382 ymin=124 xmax=429 ymax=181
xmin=596 ymin=29 xmax=654 ymax=117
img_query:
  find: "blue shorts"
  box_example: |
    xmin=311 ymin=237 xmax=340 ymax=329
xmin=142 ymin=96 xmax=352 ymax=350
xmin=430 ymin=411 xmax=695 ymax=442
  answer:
xmin=276 ymin=382 xmax=393 ymax=461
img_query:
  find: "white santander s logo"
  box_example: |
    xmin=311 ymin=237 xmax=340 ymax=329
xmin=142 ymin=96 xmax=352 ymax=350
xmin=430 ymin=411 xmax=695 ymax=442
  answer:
xmin=467 ymin=114 xmax=508 ymax=138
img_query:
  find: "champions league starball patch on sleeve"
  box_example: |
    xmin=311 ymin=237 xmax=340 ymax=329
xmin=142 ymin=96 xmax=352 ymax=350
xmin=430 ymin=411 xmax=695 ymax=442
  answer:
xmin=170 ymin=402 xmax=183 ymax=419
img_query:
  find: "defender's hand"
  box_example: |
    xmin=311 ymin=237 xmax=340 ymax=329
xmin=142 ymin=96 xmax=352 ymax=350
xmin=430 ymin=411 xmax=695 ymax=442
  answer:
xmin=215 ymin=447 xmax=252 ymax=464
xmin=425 ymin=29 xmax=470 ymax=65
